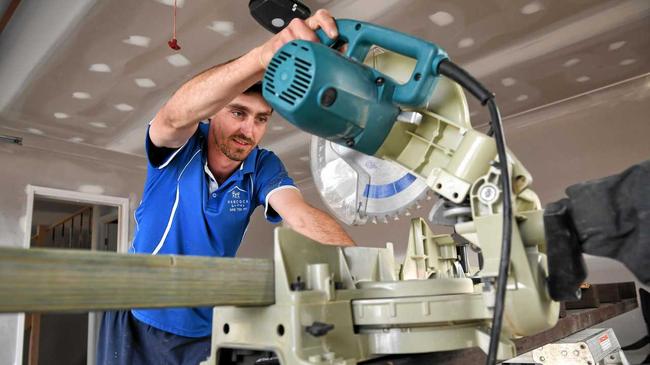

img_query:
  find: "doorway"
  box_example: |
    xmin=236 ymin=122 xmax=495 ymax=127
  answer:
xmin=16 ymin=186 xmax=130 ymax=365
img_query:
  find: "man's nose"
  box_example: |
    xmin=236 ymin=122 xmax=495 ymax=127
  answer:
xmin=239 ymin=117 xmax=254 ymax=137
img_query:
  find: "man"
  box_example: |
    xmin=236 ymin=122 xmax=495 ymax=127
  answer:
xmin=97 ymin=9 xmax=353 ymax=365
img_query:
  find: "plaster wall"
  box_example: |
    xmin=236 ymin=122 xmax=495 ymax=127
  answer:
xmin=0 ymin=132 xmax=146 ymax=365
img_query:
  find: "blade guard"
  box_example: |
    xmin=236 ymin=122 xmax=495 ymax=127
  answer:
xmin=310 ymin=52 xmax=462 ymax=225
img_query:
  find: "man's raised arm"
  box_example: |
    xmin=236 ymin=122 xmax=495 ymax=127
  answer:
xmin=149 ymin=9 xmax=339 ymax=148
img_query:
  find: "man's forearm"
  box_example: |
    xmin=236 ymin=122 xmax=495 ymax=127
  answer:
xmin=151 ymin=49 xmax=265 ymax=147
xmin=287 ymin=205 xmax=355 ymax=246
xmin=163 ymin=51 xmax=264 ymax=128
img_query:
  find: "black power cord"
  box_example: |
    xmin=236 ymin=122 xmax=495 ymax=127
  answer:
xmin=438 ymin=59 xmax=512 ymax=365
xmin=484 ymin=98 xmax=512 ymax=365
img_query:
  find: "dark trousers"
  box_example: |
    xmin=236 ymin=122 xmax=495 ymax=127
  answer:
xmin=97 ymin=311 xmax=211 ymax=365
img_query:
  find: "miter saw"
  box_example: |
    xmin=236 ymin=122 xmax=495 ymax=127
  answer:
xmin=201 ymin=19 xmax=559 ymax=365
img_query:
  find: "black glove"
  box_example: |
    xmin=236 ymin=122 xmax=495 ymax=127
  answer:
xmin=544 ymin=159 xmax=650 ymax=300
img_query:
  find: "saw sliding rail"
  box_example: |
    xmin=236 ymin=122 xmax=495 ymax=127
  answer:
xmin=0 ymin=247 xmax=273 ymax=312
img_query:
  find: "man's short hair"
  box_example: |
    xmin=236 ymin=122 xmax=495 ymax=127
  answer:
xmin=244 ymin=82 xmax=263 ymax=95
xmin=243 ymin=81 xmax=273 ymax=112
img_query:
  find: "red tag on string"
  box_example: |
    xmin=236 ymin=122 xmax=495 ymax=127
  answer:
xmin=168 ymin=0 xmax=181 ymax=51
xmin=168 ymin=38 xmax=180 ymax=50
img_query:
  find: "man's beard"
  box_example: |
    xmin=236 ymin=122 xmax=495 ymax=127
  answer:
xmin=217 ymin=133 xmax=255 ymax=161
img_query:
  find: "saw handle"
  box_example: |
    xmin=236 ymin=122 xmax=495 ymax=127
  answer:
xmin=316 ymin=19 xmax=448 ymax=107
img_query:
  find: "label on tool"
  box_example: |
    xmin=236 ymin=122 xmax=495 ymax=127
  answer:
xmin=599 ymin=334 xmax=611 ymax=351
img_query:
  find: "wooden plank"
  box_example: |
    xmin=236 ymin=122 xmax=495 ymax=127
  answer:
xmin=0 ymin=247 xmax=274 ymax=312
xmin=514 ymin=298 xmax=638 ymax=355
xmin=565 ymin=285 xmax=600 ymax=309
xmin=0 ymin=0 xmax=22 ymax=35
xmin=27 ymin=314 xmax=40 ymax=365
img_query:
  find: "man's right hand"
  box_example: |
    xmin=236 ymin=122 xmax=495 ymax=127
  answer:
xmin=255 ymin=9 xmax=339 ymax=69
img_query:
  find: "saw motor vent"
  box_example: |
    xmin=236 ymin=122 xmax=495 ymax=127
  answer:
xmin=263 ymin=42 xmax=314 ymax=107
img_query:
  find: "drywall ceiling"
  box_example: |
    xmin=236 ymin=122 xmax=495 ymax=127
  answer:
xmin=0 ymin=0 xmax=648 ymax=183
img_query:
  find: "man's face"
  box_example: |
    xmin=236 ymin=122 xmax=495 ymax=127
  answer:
xmin=210 ymin=93 xmax=272 ymax=161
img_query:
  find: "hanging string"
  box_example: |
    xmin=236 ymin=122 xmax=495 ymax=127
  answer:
xmin=168 ymin=0 xmax=181 ymax=50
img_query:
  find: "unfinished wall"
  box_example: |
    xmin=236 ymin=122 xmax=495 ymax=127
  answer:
xmin=0 ymin=131 xmax=146 ymax=365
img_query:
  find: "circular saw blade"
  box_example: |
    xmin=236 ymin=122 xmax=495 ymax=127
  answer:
xmin=310 ymin=136 xmax=429 ymax=225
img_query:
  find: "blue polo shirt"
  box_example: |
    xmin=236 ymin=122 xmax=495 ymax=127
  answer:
xmin=130 ymin=122 xmax=296 ymax=337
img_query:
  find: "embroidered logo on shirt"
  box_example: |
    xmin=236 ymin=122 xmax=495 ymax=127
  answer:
xmin=227 ymin=186 xmax=249 ymax=213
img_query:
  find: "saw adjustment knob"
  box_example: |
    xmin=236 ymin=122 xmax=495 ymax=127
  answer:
xmin=305 ymin=321 xmax=335 ymax=337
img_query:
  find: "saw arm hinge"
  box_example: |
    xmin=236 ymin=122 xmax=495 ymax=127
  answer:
xmin=400 ymin=217 xmax=465 ymax=280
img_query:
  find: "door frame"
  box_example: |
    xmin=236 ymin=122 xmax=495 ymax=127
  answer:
xmin=15 ymin=185 xmax=130 ymax=365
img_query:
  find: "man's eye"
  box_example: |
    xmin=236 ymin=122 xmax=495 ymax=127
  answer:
xmin=231 ymin=111 xmax=244 ymax=118
xmin=257 ymin=117 xmax=268 ymax=124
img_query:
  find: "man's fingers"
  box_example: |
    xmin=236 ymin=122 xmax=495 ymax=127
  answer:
xmin=309 ymin=9 xmax=338 ymax=39
xmin=304 ymin=17 xmax=317 ymax=30
xmin=257 ymin=9 xmax=338 ymax=68
xmin=286 ymin=18 xmax=319 ymax=43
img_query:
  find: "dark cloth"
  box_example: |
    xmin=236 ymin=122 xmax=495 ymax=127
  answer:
xmin=545 ymin=159 xmax=650 ymax=290
xmin=566 ymin=159 xmax=650 ymax=284
xmin=96 ymin=310 xmax=211 ymax=365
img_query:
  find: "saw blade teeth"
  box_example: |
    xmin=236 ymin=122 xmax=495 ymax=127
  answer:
xmin=312 ymin=139 xmax=432 ymax=224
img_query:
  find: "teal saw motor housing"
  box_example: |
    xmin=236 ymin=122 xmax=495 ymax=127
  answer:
xmin=262 ymin=40 xmax=399 ymax=155
xmin=261 ymin=19 xmax=448 ymax=156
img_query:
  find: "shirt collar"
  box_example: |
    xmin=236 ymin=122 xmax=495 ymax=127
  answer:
xmin=239 ymin=146 xmax=258 ymax=176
